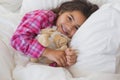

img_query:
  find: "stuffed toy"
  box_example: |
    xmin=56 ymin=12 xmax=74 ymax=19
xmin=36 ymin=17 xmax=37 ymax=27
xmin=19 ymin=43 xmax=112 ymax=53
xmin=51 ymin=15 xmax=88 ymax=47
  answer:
xmin=30 ymin=26 xmax=70 ymax=66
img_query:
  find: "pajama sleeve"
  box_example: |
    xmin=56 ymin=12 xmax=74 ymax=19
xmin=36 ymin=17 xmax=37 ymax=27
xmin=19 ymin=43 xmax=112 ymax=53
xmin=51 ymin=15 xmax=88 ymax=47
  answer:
xmin=11 ymin=10 xmax=56 ymax=58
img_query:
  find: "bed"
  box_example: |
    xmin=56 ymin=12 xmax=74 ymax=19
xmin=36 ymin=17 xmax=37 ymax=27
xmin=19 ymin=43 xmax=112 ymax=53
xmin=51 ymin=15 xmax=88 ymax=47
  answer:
xmin=0 ymin=0 xmax=120 ymax=80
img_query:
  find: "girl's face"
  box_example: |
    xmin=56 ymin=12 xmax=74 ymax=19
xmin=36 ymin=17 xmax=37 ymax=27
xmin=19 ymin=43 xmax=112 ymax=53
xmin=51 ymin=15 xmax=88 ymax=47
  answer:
xmin=56 ymin=10 xmax=86 ymax=38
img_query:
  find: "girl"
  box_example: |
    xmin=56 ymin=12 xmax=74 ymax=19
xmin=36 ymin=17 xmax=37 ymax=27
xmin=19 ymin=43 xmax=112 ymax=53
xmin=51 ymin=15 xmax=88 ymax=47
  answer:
xmin=11 ymin=0 xmax=98 ymax=67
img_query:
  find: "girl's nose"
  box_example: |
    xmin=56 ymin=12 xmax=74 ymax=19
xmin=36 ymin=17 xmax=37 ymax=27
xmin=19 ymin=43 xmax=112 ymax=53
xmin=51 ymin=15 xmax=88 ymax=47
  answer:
xmin=66 ymin=23 xmax=73 ymax=31
xmin=68 ymin=22 xmax=76 ymax=30
xmin=66 ymin=21 xmax=76 ymax=31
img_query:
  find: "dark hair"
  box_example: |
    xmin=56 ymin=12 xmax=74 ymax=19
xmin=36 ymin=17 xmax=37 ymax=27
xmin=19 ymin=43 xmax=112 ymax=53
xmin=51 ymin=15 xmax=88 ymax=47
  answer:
xmin=52 ymin=0 xmax=99 ymax=18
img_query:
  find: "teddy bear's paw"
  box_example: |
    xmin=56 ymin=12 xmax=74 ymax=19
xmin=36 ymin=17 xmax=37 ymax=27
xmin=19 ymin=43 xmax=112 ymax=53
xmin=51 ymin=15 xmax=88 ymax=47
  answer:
xmin=30 ymin=58 xmax=39 ymax=63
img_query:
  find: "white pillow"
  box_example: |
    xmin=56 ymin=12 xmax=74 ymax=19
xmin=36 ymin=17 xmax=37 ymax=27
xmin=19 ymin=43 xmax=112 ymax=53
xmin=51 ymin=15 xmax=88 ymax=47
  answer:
xmin=0 ymin=40 xmax=15 ymax=80
xmin=0 ymin=0 xmax=22 ymax=12
xmin=88 ymin=0 xmax=107 ymax=7
xmin=13 ymin=63 xmax=72 ymax=80
xmin=88 ymin=0 xmax=120 ymax=7
xmin=20 ymin=0 xmax=71 ymax=14
xmin=0 ymin=11 xmax=21 ymax=80
xmin=69 ymin=3 xmax=120 ymax=77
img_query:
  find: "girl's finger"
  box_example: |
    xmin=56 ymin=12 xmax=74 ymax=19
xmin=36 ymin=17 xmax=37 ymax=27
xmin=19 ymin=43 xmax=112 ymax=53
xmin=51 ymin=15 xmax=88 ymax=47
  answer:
xmin=67 ymin=61 xmax=76 ymax=66
xmin=55 ymin=59 xmax=62 ymax=67
xmin=67 ymin=52 xmax=76 ymax=56
xmin=66 ymin=55 xmax=77 ymax=62
xmin=59 ymin=58 xmax=66 ymax=67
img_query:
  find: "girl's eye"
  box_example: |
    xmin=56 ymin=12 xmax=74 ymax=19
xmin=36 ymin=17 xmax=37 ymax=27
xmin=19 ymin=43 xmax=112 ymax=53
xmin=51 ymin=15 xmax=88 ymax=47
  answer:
xmin=75 ymin=25 xmax=79 ymax=30
xmin=68 ymin=16 xmax=72 ymax=21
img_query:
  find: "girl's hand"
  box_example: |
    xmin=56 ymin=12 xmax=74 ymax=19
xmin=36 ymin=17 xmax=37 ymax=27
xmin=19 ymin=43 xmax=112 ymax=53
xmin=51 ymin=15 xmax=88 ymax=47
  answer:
xmin=65 ymin=48 xmax=77 ymax=66
xmin=42 ymin=48 xmax=67 ymax=67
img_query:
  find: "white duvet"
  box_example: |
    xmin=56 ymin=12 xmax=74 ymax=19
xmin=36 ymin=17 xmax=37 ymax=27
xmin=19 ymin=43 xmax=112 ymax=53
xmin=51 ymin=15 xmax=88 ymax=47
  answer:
xmin=0 ymin=1 xmax=120 ymax=80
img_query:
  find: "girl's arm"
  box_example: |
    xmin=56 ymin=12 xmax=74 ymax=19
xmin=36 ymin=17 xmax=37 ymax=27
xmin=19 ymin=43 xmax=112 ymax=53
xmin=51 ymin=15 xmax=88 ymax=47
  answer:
xmin=11 ymin=10 xmax=56 ymax=58
xmin=42 ymin=48 xmax=67 ymax=67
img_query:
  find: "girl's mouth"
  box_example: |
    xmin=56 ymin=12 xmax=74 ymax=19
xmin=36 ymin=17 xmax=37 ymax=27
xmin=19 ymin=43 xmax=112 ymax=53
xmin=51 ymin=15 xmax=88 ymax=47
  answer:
xmin=61 ymin=24 xmax=69 ymax=35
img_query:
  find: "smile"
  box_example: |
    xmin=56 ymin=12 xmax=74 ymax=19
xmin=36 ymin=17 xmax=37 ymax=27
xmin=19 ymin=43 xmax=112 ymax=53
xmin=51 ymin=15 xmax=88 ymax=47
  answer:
xmin=61 ymin=24 xmax=69 ymax=35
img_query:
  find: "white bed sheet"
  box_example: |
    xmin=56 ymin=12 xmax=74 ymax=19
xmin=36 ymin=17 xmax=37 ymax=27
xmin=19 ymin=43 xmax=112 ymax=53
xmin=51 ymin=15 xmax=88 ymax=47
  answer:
xmin=0 ymin=2 xmax=120 ymax=80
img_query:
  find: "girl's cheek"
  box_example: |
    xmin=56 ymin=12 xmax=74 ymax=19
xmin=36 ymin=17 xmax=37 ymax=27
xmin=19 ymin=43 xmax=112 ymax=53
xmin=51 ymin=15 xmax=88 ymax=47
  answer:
xmin=70 ymin=30 xmax=76 ymax=37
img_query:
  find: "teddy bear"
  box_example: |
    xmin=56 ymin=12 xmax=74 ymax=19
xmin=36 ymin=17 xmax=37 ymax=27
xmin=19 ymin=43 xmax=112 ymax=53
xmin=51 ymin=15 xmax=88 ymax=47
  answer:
xmin=30 ymin=26 xmax=70 ymax=66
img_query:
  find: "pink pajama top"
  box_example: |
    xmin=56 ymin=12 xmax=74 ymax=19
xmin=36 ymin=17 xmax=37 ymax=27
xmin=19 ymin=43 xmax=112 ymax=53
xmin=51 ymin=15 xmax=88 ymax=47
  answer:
xmin=11 ymin=10 xmax=56 ymax=58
